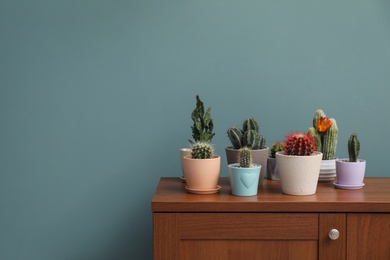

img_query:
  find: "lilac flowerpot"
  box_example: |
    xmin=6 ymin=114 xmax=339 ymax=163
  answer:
xmin=335 ymin=159 xmax=366 ymax=186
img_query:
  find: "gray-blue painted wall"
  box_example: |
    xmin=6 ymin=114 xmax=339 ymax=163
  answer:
xmin=1 ymin=1 xmax=389 ymax=259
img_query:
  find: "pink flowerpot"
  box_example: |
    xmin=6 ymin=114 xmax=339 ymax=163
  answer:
xmin=182 ymin=155 xmax=221 ymax=190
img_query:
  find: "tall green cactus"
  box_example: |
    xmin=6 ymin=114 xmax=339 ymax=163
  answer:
xmin=322 ymin=118 xmax=338 ymax=160
xmin=348 ymin=133 xmax=360 ymax=162
xmin=239 ymin=147 xmax=252 ymax=168
xmin=191 ymin=142 xmax=214 ymax=159
xmin=308 ymin=109 xmax=338 ymax=160
xmin=227 ymin=118 xmax=266 ymax=150
xmin=190 ymin=95 xmax=215 ymax=144
xmin=308 ymin=127 xmax=322 ymax=153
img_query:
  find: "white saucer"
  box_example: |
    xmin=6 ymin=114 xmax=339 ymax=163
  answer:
xmin=333 ymin=182 xmax=365 ymax=190
xmin=185 ymin=185 xmax=221 ymax=194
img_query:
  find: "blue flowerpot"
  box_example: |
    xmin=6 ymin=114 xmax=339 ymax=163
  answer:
xmin=228 ymin=163 xmax=261 ymax=196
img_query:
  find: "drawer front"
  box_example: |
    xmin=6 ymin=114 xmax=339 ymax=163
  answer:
xmin=180 ymin=213 xmax=318 ymax=240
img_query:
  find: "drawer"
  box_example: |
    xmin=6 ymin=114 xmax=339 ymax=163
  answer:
xmin=179 ymin=213 xmax=318 ymax=240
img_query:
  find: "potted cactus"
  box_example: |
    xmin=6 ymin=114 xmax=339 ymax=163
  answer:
xmin=308 ymin=109 xmax=338 ymax=182
xmin=266 ymin=142 xmax=284 ymax=180
xmin=276 ymin=132 xmax=323 ymax=195
xmin=335 ymin=133 xmax=366 ymax=189
xmin=226 ymin=118 xmax=268 ymax=186
xmin=228 ymin=147 xmax=262 ymax=196
xmin=180 ymin=95 xmax=215 ymax=181
xmin=182 ymin=141 xmax=221 ymax=194
xmin=181 ymin=96 xmax=220 ymax=194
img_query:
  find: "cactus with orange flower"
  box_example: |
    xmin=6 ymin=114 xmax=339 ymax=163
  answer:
xmin=308 ymin=109 xmax=338 ymax=160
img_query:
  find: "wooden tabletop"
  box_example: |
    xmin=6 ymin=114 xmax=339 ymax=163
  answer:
xmin=151 ymin=177 xmax=390 ymax=213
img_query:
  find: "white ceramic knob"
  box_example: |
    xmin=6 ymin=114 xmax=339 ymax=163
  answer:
xmin=328 ymin=229 xmax=340 ymax=240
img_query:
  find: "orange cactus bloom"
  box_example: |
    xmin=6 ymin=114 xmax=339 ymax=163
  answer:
xmin=317 ymin=117 xmax=332 ymax=133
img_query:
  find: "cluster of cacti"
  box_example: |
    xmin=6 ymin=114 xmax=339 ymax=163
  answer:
xmin=190 ymin=95 xmax=215 ymax=144
xmin=284 ymin=132 xmax=316 ymax=156
xmin=191 ymin=142 xmax=214 ymax=159
xmin=227 ymin=118 xmax=266 ymax=150
xmin=270 ymin=142 xmax=284 ymax=158
xmin=348 ymin=133 xmax=360 ymax=162
xmin=308 ymin=109 xmax=338 ymax=160
xmin=239 ymin=147 xmax=252 ymax=168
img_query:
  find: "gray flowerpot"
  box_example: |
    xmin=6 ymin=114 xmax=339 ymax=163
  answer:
xmin=266 ymin=157 xmax=279 ymax=180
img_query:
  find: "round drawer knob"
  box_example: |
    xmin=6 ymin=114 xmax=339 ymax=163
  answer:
xmin=328 ymin=229 xmax=340 ymax=240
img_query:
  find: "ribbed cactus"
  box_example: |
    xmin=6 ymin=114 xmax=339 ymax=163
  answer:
xmin=227 ymin=118 xmax=266 ymax=150
xmin=239 ymin=147 xmax=252 ymax=168
xmin=191 ymin=142 xmax=214 ymax=159
xmin=348 ymin=133 xmax=360 ymax=162
xmin=308 ymin=109 xmax=338 ymax=160
xmin=227 ymin=127 xmax=243 ymax=149
xmin=308 ymin=127 xmax=322 ymax=152
xmin=190 ymin=95 xmax=215 ymax=144
xmin=322 ymin=118 xmax=338 ymax=160
xmin=284 ymin=132 xmax=316 ymax=156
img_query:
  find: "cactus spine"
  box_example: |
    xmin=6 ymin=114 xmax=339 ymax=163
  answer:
xmin=190 ymin=95 xmax=215 ymax=144
xmin=308 ymin=109 xmax=338 ymax=160
xmin=284 ymin=132 xmax=316 ymax=156
xmin=227 ymin=118 xmax=266 ymax=150
xmin=348 ymin=133 xmax=360 ymax=162
xmin=239 ymin=147 xmax=252 ymax=168
xmin=191 ymin=142 xmax=214 ymax=159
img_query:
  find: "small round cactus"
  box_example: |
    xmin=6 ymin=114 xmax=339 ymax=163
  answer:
xmin=239 ymin=147 xmax=252 ymax=168
xmin=284 ymin=132 xmax=316 ymax=156
xmin=191 ymin=142 xmax=214 ymax=159
xmin=348 ymin=133 xmax=360 ymax=162
xmin=270 ymin=142 xmax=284 ymax=158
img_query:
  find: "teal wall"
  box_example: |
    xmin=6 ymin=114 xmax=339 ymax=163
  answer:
xmin=1 ymin=0 xmax=389 ymax=259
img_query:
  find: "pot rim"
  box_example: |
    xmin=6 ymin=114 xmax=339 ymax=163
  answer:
xmin=225 ymin=146 xmax=269 ymax=151
xmin=228 ymin=163 xmax=261 ymax=168
xmin=336 ymin=158 xmax=366 ymax=163
xmin=275 ymin=151 xmax=323 ymax=157
xmin=183 ymin=155 xmax=221 ymax=161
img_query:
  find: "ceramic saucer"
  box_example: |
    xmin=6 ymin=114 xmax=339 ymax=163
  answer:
xmin=185 ymin=185 xmax=221 ymax=194
xmin=333 ymin=182 xmax=365 ymax=190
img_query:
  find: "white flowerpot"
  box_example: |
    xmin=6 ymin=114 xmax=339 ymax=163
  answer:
xmin=276 ymin=151 xmax=323 ymax=195
xmin=180 ymin=148 xmax=192 ymax=181
xmin=318 ymin=158 xmax=337 ymax=182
